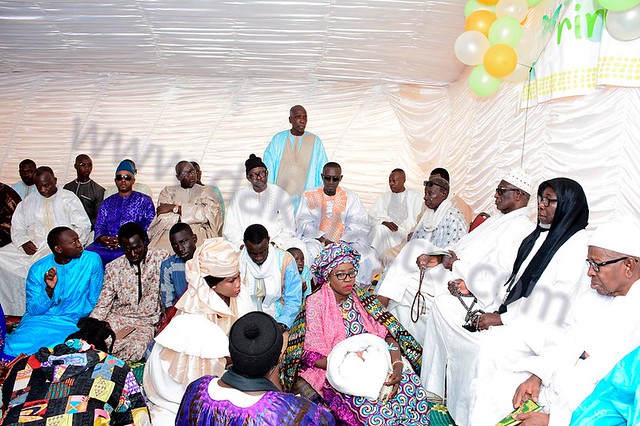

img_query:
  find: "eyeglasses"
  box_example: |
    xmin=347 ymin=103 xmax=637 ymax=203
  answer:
xmin=178 ymin=169 xmax=196 ymax=178
xmin=115 ymin=174 xmax=133 ymax=181
xmin=247 ymin=170 xmax=267 ymax=180
xmin=322 ymin=175 xmax=341 ymax=183
xmin=586 ymin=256 xmax=629 ymax=272
xmin=495 ymin=187 xmax=520 ymax=196
xmin=332 ymin=269 xmax=358 ymax=281
xmin=537 ymin=195 xmax=558 ymax=207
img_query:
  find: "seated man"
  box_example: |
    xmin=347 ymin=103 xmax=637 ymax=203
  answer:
xmin=148 ymin=160 xmax=223 ymax=250
xmin=63 ymin=154 xmax=105 ymax=230
xmin=191 ymin=160 xmax=226 ymax=216
xmin=422 ymin=178 xmax=590 ymax=425
xmin=4 ymin=227 xmax=103 ymax=357
xmin=0 ymin=166 xmax=91 ymax=316
xmin=410 ymin=177 xmax=467 ymax=247
xmin=236 ymin=224 xmax=302 ymax=329
xmin=297 ymin=162 xmax=379 ymax=286
xmin=11 ymin=158 xmax=36 ymax=200
xmin=263 ymin=105 xmax=328 ymax=211
xmin=376 ymin=168 xmax=534 ymax=346
xmin=224 ymin=154 xmax=300 ymax=250
xmin=104 ymin=158 xmax=153 ymax=198
xmin=90 ymin=222 xmax=169 ymax=362
xmin=160 ymin=222 xmax=198 ymax=313
xmin=0 ymin=182 xmax=21 ymax=247
xmin=479 ymin=218 xmax=640 ymax=426
xmin=367 ymin=168 xmax=423 ymax=260
xmin=86 ymin=160 xmax=155 ymax=265
xmin=429 ymin=167 xmax=475 ymax=226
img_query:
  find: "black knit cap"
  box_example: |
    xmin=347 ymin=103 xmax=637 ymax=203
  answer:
xmin=229 ymin=312 xmax=283 ymax=377
xmin=245 ymin=154 xmax=267 ymax=174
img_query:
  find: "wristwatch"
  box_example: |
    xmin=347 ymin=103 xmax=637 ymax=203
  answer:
xmin=172 ymin=205 xmax=180 ymax=214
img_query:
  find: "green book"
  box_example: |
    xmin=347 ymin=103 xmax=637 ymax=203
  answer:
xmin=495 ymin=399 xmax=543 ymax=426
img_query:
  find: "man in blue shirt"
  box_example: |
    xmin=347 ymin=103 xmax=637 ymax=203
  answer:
xmin=160 ymin=223 xmax=198 ymax=314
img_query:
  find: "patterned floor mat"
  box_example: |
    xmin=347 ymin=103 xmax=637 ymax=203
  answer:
xmin=428 ymin=403 xmax=456 ymax=426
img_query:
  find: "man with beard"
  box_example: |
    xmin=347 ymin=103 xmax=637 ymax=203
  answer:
xmin=11 ymin=158 xmax=37 ymax=200
xmin=5 ymin=227 xmax=103 ymax=356
xmin=148 ymin=160 xmax=223 ymax=251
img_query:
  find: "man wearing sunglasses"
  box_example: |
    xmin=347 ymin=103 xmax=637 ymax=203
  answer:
xmin=376 ymin=168 xmax=534 ymax=347
xmin=86 ymin=160 xmax=155 ymax=265
xmin=297 ymin=162 xmax=380 ymax=286
xmin=147 ymin=160 xmax=223 ymax=251
xmin=483 ymin=218 xmax=640 ymax=426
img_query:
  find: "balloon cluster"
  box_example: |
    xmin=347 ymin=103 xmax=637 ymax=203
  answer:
xmin=600 ymin=0 xmax=640 ymax=41
xmin=456 ymin=0 xmax=541 ymax=97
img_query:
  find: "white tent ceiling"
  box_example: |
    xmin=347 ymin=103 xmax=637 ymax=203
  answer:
xmin=0 ymin=0 xmax=466 ymax=85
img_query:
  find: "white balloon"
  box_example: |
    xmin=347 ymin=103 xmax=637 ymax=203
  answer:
xmin=454 ymin=31 xmax=491 ymax=66
xmin=503 ymin=63 xmax=532 ymax=83
xmin=606 ymin=5 xmax=640 ymax=41
xmin=496 ymin=0 xmax=529 ymax=22
xmin=516 ymin=27 xmax=537 ymax=66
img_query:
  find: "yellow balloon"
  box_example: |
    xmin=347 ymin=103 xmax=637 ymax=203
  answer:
xmin=465 ymin=10 xmax=497 ymax=36
xmin=478 ymin=0 xmax=499 ymax=5
xmin=483 ymin=44 xmax=518 ymax=77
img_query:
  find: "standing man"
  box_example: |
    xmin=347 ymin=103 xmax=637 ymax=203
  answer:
xmin=11 ymin=158 xmax=37 ymax=200
xmin=368 ymin=168 xmax=423 ymax=260
xmin=297 ymin=162 xmax=380 ymax=286
xmin=160 ymin=223 xmax=198 ymax=313
xmin=264 ymin=105 xmax=328 ymax=211
xmin=4 ymin=227 xmax=103 ymax=357
xmin=147 ymin=160 xmax=223 ymax=251
xmin=0 ymin=166 xmax=91 ymax=316
xmin=236 ymin=224 xmax=302 ymax=330
xmin=91 ymin=222 xmax=169 ymax=362
xmin=64 ymin=154 xmax=105 ymax=230
xmin=0 ymin=182 xmax=21 ymax=247
xmin=224 ymin=154 xmax=300 ymax=250
xmin=86 ymin=160 xmax=155 ymax=265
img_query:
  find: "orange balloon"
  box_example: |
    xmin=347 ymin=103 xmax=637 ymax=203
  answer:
xmin=477 ymin=0 xmax=499 ymax=5
xmin=465 ymin=10 xmax=497 ymax=37
xmin=483 ymin=44 xmax=518 ymax=78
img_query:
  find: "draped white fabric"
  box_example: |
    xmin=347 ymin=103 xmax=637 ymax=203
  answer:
xmin=0 ymin=1 xmax=638 ymax=228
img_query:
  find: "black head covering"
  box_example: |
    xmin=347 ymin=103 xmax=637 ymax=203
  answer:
xmin=244 ymin=154 xmax=266 ymax=174
xmin=228 ymin=311 xmax=283 ymax=377
xmin=498 ymin=178 xmax=589 ymax=313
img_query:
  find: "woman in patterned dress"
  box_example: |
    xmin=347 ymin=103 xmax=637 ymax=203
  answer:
xmin=281 ymin=242 xmax=430 ymax=425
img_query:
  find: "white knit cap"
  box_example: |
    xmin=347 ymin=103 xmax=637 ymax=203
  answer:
xmin=503 ymin=168 xmax=534 ymax=195
xmin=589 ymin=218 xmax=640 ymax=257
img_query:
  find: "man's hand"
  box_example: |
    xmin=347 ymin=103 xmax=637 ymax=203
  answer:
xmin=301 ymin=278 xmax=308 ymax=294
xmin=441 ymin=250 xmax=458 ymax=270
xmin=448 ymin=279 xmax=470 ymax=296
xmin=513 ymin=412 xmax=549 ymax=426
xmin=406 ymin=232 xmax=414 ymax=241
xmin=21 ymin=241 xmax=38 ymax=255
xmin=477 ymin=312 xmax=503 ymax=330
xmin=416 ymin=254 xmax=441 ymax=270
xmin=157 ymin=203 xmax=177 ymax=215
xmin=97 ymin=235 xmax=120 ymax=249
xmin=513 ymin=374 xmax=542 ymax=408
xmin=44 ymin=267 xmax=57 ymax=298
xmin=382 ymin=221 xmax=399 ymax=232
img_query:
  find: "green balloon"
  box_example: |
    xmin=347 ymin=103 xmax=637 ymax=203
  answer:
xmin=465 ymin=0 xmax=497 ymax=18
xmin=597 ymin=0 xmax=640 ymax=11
xmin=488 ymin=17 xmax=523 ymax=47
xmin=469 ymin=65 xmax=502 ymax=97
xmin=527 ymin=0 xmax=543 ymax=6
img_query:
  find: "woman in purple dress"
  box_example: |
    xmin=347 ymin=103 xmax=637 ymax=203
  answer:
xmin=176 ymin=311 xmax=335 ymax=426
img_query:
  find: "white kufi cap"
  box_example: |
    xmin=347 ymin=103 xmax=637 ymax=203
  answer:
xmin=503 ymin=168 xmax=534 ymax=195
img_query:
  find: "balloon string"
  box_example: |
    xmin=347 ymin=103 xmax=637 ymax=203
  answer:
xmin=520 ymin=64 xmax=534 ymax=167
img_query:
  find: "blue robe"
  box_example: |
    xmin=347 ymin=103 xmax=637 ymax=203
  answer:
xmin=5 ymin=250 xmax=104 ymax=356
xmin=86 ymin=191 xmax=155 ymax=265
xmin=571 ymin=345 xmax=640 ymax=425
xmin=263 ymin=130 xmax=328 ymax=211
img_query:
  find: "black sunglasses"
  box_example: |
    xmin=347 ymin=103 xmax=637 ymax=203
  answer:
xmin=322 ymin=175 xmax=341 ymax=182
xmin=115 ymin=174 xmax=133 ymax=181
